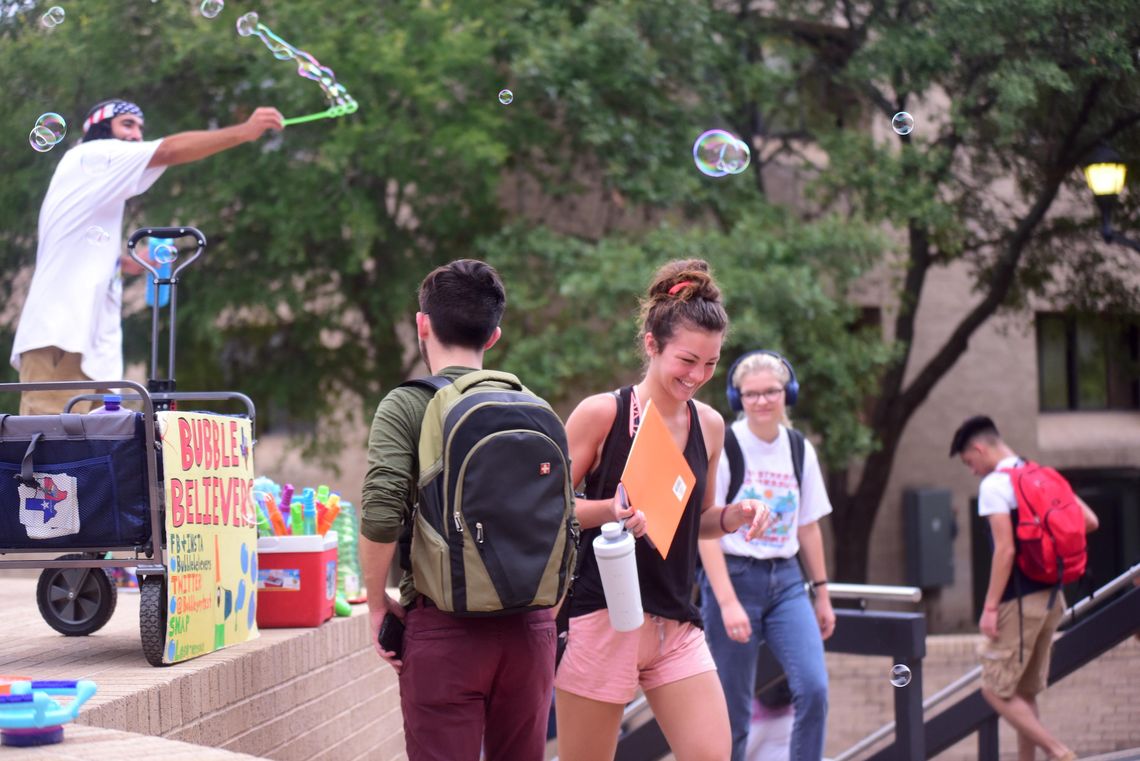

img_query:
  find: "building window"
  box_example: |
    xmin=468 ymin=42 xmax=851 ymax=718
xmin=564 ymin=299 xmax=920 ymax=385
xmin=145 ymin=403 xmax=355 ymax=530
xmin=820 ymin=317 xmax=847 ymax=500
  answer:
xmin=1036 ymin=313 xmax=1140 ymax=411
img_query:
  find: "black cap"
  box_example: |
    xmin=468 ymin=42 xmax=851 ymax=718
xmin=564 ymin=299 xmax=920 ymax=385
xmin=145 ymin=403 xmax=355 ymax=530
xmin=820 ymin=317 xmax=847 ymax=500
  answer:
xmin=949 ymin=415 xmax=999 ymax=457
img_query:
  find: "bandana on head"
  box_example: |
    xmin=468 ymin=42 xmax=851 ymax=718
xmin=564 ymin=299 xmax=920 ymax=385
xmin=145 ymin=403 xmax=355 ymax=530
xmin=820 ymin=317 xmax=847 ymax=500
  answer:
xmin=81 ymin=99 xmax=144 ymax=141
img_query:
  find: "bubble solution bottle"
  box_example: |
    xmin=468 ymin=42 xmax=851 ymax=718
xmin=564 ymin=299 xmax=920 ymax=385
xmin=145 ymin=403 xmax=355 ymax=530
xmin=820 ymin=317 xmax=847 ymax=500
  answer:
xmin=593 ymin=521 xmax=644 ymax=632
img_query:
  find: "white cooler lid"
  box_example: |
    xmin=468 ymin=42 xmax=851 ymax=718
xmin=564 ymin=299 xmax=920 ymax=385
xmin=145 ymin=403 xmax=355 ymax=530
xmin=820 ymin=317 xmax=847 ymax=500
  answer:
xmin=257 ymin=531 xmax=338 ymax=554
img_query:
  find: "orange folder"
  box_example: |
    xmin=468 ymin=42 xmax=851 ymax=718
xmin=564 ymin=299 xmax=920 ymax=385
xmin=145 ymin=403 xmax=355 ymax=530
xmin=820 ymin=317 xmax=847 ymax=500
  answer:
xmin=619 ymin=399 xmax=697 ymax=559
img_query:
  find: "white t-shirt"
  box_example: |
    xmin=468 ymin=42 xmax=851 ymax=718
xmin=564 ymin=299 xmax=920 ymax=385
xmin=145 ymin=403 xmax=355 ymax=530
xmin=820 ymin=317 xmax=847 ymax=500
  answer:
xmin=11 ymin=138 xmax=166 ymax=381
xmin=715 ymin=420 xmax=833 ymax=559
xmin=977 ymin=455 xmax=1020 ymax=517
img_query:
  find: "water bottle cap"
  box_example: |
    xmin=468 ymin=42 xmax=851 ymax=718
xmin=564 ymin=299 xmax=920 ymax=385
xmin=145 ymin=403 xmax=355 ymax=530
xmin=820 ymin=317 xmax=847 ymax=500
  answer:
xmin=600 ymin=521 xmax=624 ymax=541
xmin=102 ymin=394 xmax=122 ymax=405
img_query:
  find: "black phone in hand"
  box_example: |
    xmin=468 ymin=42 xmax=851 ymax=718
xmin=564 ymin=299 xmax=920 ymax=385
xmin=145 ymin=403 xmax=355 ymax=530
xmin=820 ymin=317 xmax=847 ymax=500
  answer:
xmin=378 ymin=612 xmax=405 ymax=659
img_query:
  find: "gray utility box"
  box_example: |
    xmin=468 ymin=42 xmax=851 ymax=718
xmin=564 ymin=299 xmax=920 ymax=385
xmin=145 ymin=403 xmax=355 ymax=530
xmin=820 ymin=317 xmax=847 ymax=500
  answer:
xmin=903 ymin=487 xmax=955 ymax=589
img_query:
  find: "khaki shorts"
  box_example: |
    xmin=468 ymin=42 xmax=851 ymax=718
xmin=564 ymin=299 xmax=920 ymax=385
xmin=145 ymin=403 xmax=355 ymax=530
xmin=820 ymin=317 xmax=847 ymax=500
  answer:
xmin=18 ymin=347 xmax=94 ymax=415
xmin=978 ymin=588 xmax=1065 ymax=699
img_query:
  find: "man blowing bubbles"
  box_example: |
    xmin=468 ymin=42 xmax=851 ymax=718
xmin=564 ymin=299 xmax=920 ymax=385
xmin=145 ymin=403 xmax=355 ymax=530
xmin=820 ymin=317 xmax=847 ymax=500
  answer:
xmin=10 ymin=99 xmax=283 ymax=415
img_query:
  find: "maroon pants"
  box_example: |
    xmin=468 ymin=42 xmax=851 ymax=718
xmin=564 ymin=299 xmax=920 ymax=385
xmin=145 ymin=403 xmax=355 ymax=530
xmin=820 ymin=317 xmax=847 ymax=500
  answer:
xmin=399 ymin=604 xmax=556 ymax=761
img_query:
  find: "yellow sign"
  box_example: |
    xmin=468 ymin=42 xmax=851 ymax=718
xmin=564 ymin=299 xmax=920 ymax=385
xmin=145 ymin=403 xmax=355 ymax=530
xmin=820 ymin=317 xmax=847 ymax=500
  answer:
xmin=159 ymin=411 xmax=259 ymax=663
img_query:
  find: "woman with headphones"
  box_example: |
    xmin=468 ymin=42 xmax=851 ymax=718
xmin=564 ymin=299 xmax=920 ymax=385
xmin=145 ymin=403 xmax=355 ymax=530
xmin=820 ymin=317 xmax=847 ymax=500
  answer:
xmin=698 ymin=350 xmax=836 ymax=761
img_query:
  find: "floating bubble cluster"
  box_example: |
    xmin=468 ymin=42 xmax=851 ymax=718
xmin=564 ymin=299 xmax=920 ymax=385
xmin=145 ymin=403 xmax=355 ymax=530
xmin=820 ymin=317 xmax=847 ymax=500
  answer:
xmin=40 ymin=6 xmax=64 ymax=28
xmin=892 ymin=111 xmax=914 ymax=136
xmin=29 ymin=112 xmax=66 ymax=153
xmin=238 ymin=14 xmax=358 ymax=125
xmin=200 ymin=0 xmax=224 ymax=20
xmin=692 ymin=129 xmax=751 ymax=178
xmin=498 ymin=89 xmax=514 ymax=105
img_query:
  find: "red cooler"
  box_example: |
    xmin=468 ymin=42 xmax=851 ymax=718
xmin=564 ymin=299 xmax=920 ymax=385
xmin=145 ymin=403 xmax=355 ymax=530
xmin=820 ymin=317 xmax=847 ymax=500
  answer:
xmin=256 ymin=532 xmax=338 ymax=628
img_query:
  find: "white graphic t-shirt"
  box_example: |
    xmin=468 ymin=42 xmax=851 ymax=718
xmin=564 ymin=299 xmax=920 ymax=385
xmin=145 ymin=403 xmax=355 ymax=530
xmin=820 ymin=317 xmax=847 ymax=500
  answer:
xmin=11 ymin=138 xmax=166 ymax=381
xmin=714 ymin=421 xmax=833 ymax=560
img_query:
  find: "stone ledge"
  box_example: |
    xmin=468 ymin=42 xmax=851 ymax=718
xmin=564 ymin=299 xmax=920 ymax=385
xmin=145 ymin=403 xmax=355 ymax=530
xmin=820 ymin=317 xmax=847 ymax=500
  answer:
xmin=0 ymin=576 xmax=406 ymax=760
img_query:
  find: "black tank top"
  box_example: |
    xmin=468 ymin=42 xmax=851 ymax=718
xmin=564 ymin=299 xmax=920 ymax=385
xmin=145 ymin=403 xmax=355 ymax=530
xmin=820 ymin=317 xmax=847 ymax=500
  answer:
xmin=568 ymin=386 xmax=708 ymax=624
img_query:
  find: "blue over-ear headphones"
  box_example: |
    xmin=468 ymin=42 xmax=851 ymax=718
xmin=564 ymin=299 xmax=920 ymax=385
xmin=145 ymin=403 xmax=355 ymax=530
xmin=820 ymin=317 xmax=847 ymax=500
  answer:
xmin=725 ymin=350 xmax=800 ymax=412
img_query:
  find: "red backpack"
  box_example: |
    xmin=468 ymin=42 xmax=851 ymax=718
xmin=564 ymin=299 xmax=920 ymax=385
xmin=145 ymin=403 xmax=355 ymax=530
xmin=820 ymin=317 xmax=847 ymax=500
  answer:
xmin=1000 ymin=462 xmax=1087 ymax=585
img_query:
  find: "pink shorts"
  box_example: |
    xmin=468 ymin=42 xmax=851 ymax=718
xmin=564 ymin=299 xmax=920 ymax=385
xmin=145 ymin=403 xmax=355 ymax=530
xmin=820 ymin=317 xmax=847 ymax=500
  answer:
xmin=554 ymin=608 xmax=717 ymax=704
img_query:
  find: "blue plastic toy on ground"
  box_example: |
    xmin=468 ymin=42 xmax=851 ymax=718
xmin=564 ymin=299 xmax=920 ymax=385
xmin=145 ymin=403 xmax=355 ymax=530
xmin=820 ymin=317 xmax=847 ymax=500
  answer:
xmin=0 ymin=679 xmax=97 ymax=746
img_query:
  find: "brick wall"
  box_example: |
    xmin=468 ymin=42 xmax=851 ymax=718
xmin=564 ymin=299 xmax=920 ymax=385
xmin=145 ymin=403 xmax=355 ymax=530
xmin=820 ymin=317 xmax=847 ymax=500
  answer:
xmin=79 ymin=609 xmax=407 ymax=761
xmin=825 ymin=635 xmax=1140 ymax=760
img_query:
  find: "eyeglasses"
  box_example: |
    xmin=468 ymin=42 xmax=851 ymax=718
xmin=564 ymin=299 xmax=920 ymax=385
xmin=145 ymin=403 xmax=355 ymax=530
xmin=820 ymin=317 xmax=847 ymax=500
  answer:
xmin=740 ymin=388 xmax=785 ymax=403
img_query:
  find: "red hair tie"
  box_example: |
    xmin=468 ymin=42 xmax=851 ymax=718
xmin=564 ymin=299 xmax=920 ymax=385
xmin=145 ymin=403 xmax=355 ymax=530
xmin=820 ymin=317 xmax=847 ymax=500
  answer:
xmin=668 ymin=281 xmax=695 ymax=296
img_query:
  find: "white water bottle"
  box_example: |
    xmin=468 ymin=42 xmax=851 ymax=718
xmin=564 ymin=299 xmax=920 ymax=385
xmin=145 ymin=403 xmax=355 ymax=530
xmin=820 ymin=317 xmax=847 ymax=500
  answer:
xmin=593 ymin=521 xmax=644 ymax=632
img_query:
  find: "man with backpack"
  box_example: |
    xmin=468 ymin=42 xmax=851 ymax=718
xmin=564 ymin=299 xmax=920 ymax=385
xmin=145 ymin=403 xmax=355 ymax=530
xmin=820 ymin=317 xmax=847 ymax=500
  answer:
xmin=359 ymin=259 xmax=577 ymax=761
xmin=950 ymin=415 xmax=1098 ymax=761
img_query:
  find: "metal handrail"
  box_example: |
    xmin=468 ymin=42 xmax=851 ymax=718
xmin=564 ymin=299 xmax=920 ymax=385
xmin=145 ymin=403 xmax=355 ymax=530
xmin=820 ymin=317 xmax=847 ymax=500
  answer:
xmin=827 ymin=582 xmax=923 ymax=604
xmin=832 ymin=562 xmax=1140 ymax=761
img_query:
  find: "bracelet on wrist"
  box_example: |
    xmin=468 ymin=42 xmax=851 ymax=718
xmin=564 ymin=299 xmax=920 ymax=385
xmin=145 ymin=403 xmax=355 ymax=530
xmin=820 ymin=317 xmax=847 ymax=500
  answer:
xmin=719 ymin=506 xmax=732 ymax=534
xmin=810 ymin=580 xmax=828 ymax=590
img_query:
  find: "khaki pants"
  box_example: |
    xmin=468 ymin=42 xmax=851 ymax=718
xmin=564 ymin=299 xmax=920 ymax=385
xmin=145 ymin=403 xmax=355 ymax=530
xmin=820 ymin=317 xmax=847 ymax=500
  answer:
xmin=18 ymin=347 xmax=94 ymax=415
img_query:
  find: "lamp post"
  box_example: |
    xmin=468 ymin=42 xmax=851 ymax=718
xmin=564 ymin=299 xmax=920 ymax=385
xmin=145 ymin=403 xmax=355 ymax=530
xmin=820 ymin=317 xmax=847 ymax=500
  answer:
xmin=1082 ymin=143 xmax=1140 ymax=252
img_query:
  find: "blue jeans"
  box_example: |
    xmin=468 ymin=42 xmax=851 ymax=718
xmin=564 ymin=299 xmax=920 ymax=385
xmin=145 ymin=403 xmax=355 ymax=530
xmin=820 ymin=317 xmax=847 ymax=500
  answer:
xmin=699 ymin=556 xmax=828 ymax=761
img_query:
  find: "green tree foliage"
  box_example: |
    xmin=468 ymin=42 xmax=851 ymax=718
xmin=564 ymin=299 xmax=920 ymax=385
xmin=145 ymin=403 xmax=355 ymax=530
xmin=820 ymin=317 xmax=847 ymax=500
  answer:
xmin=2 ymin=1 xmax=1136 ymax=580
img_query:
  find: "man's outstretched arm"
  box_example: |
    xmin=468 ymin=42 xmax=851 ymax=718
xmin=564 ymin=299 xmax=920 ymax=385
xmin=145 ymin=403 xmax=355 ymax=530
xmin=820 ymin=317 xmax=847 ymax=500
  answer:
xmin=148 ymin=107 xmax=283 ymax=168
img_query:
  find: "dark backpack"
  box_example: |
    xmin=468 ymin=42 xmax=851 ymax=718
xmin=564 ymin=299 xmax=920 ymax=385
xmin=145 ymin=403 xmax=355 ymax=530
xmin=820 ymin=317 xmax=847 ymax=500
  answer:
xmin=999 ymin=461 xmax=1087 ymax=586
xmin=401 ymin=370 xmax=578 ymax=616
xmin=724 ymin=425 xmax=806 ymax=501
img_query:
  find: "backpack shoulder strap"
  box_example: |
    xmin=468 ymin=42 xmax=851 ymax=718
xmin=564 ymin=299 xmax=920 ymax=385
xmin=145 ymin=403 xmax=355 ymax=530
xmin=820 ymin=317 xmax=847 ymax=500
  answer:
xmin=399 ymin=375 xmax=454 ymax=394
xmin=788 ymin=427 xmax=806 ymax=491
xmin=451 ymin=369 xmax=523 ymax=394
xmin=724 ymin=425 xmax=745 ymax=503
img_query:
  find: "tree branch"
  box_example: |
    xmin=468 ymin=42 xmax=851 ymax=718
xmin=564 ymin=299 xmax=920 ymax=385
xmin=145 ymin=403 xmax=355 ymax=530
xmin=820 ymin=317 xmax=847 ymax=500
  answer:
xmin=899 ymin=171 xmax=1064 ymax=415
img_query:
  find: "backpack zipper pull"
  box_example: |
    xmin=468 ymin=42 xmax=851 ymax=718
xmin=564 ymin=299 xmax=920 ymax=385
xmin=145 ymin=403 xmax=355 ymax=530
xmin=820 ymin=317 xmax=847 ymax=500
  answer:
xmin=453 ymin=512 xmax=463 ymax=533
xmin=476 ymin=522 xmax=484 ymax=544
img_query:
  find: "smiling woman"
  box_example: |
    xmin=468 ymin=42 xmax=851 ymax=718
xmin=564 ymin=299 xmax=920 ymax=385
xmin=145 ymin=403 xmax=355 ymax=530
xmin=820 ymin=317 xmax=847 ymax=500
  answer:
xmin=554 ymin=259 xmax=776 ymax=761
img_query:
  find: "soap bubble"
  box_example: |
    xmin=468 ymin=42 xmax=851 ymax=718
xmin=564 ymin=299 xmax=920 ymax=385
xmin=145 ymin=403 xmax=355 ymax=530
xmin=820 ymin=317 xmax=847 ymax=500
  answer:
xmin=297 ymin=60 xmax=322 ymax=81
xmin=200 ymin=0 xmax=224 ymax=19
xmin=80 ymin=145 xmax=112 ymax=176
xmin=29 ymin=126 xmax=57 ymax=153
xmin=235 ymin=11 xmax=258 ymax=37
xmin=890 ymin=664 xmax=912 ymax=687
xmin=259 ymin=29 xmax=296 ymax=60
xmin=693 ymin=129 xmax=751 ymax=177
xmin=498 ymin=89 xmax=514 ymax=105
xmin=891 ymin=112 xmax=914 ymax=136
xmin=85 ymin=226 xmax=111 ymax=246
xmin=40 ymin=6 xmax=64 ymax=27
xmin=34 ymin=112 xmax=67 ymax=144
xmin=152 ymin=243 xmax=178 ymax=264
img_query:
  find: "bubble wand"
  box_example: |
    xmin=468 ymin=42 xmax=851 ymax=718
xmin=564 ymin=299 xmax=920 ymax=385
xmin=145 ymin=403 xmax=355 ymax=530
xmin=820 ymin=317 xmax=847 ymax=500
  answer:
xmin=236 ymin=12 xmax=358 ymax=127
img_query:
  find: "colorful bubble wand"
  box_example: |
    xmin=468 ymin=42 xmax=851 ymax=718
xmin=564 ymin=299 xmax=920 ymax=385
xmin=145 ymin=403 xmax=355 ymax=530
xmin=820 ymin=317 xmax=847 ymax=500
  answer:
xmin=236 ymin=12 xmax=358 ymax=127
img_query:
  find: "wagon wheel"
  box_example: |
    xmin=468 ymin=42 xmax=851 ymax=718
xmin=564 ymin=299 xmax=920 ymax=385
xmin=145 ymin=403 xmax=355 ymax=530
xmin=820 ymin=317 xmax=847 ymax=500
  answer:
xmin=35 ymin=554 xmax=117 ymax=636
xmin=139 ymin=574 xmax=169 ymax=667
